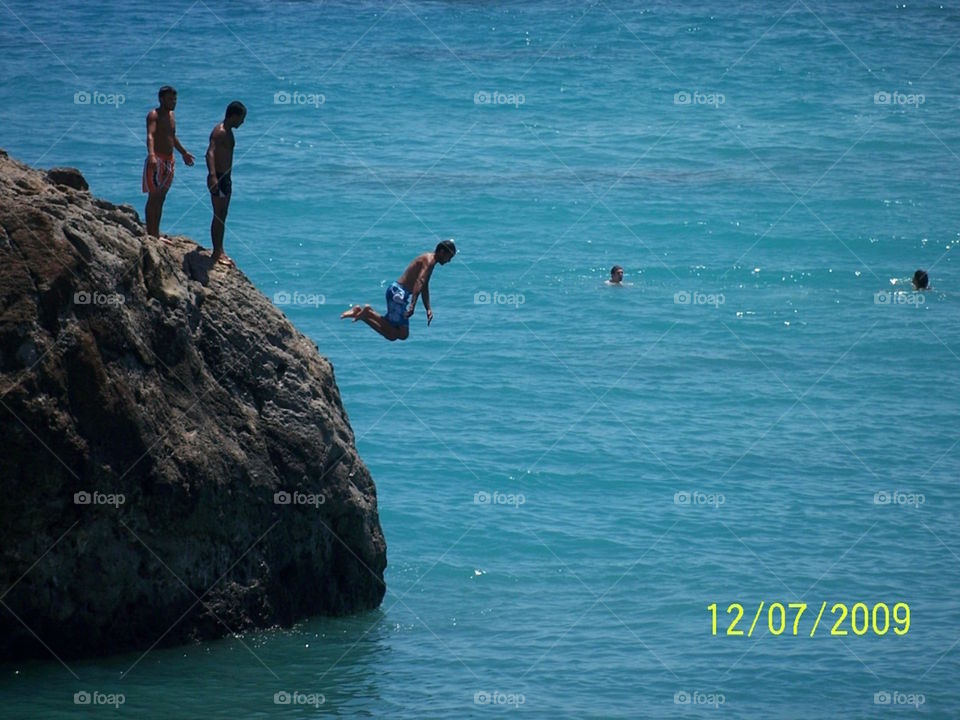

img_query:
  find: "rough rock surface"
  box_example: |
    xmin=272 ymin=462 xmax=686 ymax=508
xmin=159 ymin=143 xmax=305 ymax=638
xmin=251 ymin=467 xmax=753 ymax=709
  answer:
xmin=0 ymin=149 xmax=386 ymax=661
xmin=45 ymin=167 xmax=89 ymax=192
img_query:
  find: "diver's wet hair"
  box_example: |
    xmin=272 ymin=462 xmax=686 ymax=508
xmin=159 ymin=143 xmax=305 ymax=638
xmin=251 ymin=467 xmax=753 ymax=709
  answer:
xmin=913 ymin=269 xmax=929 ymax=289
xmin=436 ymin=239 xmax=456 ymax=257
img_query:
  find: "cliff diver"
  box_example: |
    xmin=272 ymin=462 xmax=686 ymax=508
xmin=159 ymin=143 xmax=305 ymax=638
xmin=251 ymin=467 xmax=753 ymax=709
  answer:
xmin=206 ymin=101 xmax=246 ymax=268
xmin=340 ymin=239 xmax=456 ymax=341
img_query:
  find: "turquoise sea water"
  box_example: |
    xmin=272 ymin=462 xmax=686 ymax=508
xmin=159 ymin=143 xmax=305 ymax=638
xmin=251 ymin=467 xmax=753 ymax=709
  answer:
xmin=2 ymin=1 xmax=960 ymax=717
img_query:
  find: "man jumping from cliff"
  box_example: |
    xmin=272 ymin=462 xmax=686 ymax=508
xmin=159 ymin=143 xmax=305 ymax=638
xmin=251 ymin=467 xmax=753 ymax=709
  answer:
xmin=340 ymin=239 xmax=456 ymax=341
xmin=206 ymin=101 xmax=246 ymax=267
xmin=143 ymin=86 xmax=195 ymax=241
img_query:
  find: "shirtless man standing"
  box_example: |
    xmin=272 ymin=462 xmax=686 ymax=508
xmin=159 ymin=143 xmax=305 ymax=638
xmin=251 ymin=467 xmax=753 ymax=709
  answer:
xmin=143 ymin=86 xmax=195 ymax=240
xmin=205 ymin=101 xmax=246 ymax=267
xmin=341 ymin=239 xmax=457 ymax=341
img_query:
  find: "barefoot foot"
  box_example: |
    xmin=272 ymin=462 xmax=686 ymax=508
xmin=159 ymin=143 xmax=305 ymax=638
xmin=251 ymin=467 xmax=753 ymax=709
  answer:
xmin=354 ymin=304 xmax=373 ymax=323
xmin=340 ymin=305 xmax=363 ymax=320
xmin=210 ymin=249 xmax=234 ymax=268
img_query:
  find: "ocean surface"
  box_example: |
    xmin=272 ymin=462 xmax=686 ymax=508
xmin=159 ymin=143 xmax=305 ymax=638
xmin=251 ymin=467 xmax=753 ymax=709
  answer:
xmin=2 ymin=1 xmax=960 ymax=717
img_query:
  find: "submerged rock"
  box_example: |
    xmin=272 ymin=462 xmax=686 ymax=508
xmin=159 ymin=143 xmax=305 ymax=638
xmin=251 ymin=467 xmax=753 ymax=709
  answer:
xmin=0 ymin=151 xmax=386 ymax=660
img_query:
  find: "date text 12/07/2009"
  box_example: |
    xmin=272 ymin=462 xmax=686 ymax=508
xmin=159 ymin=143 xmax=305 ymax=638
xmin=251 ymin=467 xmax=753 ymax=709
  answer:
xmin=707 ymin=602 xmax=910 ymax=637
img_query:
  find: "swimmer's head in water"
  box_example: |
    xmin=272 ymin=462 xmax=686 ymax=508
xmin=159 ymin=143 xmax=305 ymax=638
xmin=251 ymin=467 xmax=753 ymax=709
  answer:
xmin=913 ymin=269 xmax=929 ymax=290
xmin=610 ymin=265 xmax=624 ymax=282
xmin=436 ymin=239 xmax=456 ymax=264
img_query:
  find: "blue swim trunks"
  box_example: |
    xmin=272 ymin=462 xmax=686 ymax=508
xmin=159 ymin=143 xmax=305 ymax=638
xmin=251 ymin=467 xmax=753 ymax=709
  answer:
xmin=385 ymin=281 xmax=412 ymax=327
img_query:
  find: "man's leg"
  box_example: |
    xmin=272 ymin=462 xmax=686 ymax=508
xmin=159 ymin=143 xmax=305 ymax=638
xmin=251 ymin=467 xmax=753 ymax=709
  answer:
xmin=358 ymin=305 xmax=407 ymax=341
xmin=210 ymin=195 xmax=231 ymax=263
xmin=156 ymin=189 xmax=173 ymax=243
xmin=145 ymin=191 xmax=161 ymax=237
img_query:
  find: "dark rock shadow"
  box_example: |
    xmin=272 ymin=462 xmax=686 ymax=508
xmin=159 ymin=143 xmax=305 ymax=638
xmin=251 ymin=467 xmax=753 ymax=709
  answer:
xmin=183 ymin=248 xmax=214 ymax=286
xmin=46 ymin=167 xmax=88 ymax=191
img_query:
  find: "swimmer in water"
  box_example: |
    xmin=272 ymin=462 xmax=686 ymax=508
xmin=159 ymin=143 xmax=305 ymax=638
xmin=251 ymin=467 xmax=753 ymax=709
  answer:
xmin=912 ymin=269 xmax=929 ymax=290
xmin=606 ymin=265 xmax=624 ymax=285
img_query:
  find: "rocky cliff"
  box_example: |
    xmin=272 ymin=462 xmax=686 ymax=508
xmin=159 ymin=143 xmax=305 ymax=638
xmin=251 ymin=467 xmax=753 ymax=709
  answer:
xmin=0 ymin=149 xmax=386 ymax=661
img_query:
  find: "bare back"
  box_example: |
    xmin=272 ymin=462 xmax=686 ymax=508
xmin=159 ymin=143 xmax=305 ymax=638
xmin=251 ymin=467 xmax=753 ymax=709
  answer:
xmin=397 ymin=252 xmax=434 ymax=291
xmin=208 ymin=123 xmax=235 ymax=173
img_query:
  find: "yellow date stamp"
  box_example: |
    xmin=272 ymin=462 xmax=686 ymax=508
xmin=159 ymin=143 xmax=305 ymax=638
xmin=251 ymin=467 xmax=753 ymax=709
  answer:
xmin=708 ymin=602 xmax=910 ymax=637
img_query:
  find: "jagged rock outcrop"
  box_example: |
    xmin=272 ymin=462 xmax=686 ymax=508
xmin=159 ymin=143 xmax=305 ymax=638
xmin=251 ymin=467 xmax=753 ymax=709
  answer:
xmin=0 ymin=148 xmax=386 ymax=660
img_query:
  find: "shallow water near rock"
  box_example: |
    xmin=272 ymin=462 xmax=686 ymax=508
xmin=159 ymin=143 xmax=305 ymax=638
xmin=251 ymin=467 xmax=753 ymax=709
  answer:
xmin=2 ymin=1 xmax=960 ymax=717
